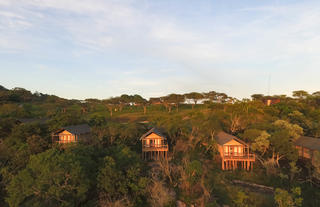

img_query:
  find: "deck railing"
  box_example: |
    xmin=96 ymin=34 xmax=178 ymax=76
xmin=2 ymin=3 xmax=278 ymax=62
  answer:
xmin=142 ymin=144 xmax=168 ymax=149
xmin=56 ymin=140 xmax=77 ymax=144
xmin=223 ymin=153 xmax=255 ymax=160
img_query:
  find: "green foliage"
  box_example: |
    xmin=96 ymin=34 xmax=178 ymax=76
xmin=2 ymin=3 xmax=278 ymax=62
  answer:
xmin=273 ymin=120 xmax=303 ymax=141
xmin=233 ymin=190 xmax=249 ymax=207
xmin=274 ymin=187 xmax=302 ymax=207
xmin=242 ymin=129 xmax=263 ymax=142
xmin=292 ymin=91 xmax=309 ymax=99
xmin=6 ymin=148 xmax=95 ymax=207
xmin=2 ymin=87 xmax=320 ymax=206
xmin=251 ymin=131 xmax=270 ymax=155
xmin=97 ymin=146 xmax=148 ymax=205
xmin=185 ymin=160 xmax=202 ymax=185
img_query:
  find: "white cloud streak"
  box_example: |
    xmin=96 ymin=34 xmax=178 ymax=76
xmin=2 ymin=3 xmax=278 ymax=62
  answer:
xmin=1 ymin=0 xmax=320 ymax=98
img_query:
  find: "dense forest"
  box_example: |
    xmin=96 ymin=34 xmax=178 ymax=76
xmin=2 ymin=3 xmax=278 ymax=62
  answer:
xmin=1 ymin=85 xmax=320 ymax=207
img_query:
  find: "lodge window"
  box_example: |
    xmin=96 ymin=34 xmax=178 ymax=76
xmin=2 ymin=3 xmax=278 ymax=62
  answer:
xmin=224 ymin=146 xmax=229 ymax=156
xmin=234 ymin=147 xmax=238 ymax=155
xmin=303 ymin=148 xmax=311 ymax=158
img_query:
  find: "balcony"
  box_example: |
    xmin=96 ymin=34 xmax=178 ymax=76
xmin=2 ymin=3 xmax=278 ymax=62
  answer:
xmin=222 ymin=153 xmax=255 ymax=161
xmin=142 ymin=144 xmax=168 ymax=151
xmin=56 ymin=140 xmax=77 ymax=144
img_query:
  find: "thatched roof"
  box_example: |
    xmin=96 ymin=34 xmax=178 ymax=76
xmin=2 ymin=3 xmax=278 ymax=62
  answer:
xmin=215 ymin=131 xmax=248 ymax=146
xmin=140 ymin=127 xmax=166 ymax=140
xmin=295 ymin=136 xmax=320 ymax=151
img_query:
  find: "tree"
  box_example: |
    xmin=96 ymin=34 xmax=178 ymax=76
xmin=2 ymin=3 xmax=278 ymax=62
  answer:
xmin=149 ymin=97 xmax=161 ymax=105
xmin=288 ymin=111 xmax=310 ymax=129
xmin=184 ymin=92 xmax=204 ymax=110
xmin=247 ymin=121 xmax=302 ymax=175
xmin=274 ymin=187 xmax=302 ymax=207
xmin=26 ymin=134 xmax=49 ymax=154
xmin=216 ymin=92 xmax=229 ymax=103
xmin=147 ymin=177 xmax=174 ymax=207
xmin=251 ymin=94 xmax=264 ymax=101
xmin=6 ymin=148 xmax=94 ymax=207
xmin=242 ymin=129 xmax=264 ymax=142
xmin=133 ymin=95 xmax=148 ymax=114
xmin=289 ymin=161 xmax=300 ymax=182
xmin=204 ymin=91 xmax=218 ymax=102
xmin=251 ymin=131 xmax=270 ymax=156
xmin=233 ymin=190 xmax=249 ymax=207
xmin=162 ymin=94 xmax=185 ymax=112
xmin=312 ymin=91 xmax=320 ymax=97
xmin=97 ymin=146 xmax=148 ymax=205
xmin=0 ymin=85 xmax=8 ymax=91
xmin=266 ymin=121 xmax=302 ymax=169
xmin=292 ymin=90 xmax=309 ymax=99
xmin=103 ymin=98 xmax=120 ymax=117
xmin=97 ymin=156 xmax=128 ymax=200
xmin=273 ymin=120 xmax=303 ymax=141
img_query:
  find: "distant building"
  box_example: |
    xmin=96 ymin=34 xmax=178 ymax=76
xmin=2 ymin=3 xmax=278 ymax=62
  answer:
xmin=263 ymin=98 xmax=280 ymax=106
xmin=140 ymin=128 xmax=168 ymax=160
xmin=149 ymin=98 xmax=162 ymax=105
xmin=52 ymin=124 xmax=91 ymax=144
xmin=295 ymin=136 xmax=320 ymax=164
xmin=216 ymin=132 xmax=255 ymax=171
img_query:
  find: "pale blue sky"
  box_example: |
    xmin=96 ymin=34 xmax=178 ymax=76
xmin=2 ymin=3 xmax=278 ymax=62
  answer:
xmin=1 ymin=0 xmax=320 ymax=99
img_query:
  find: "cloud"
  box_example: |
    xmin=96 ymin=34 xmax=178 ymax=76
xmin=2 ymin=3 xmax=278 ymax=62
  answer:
xmin=1 ymin=0 xmax=320 ymax=98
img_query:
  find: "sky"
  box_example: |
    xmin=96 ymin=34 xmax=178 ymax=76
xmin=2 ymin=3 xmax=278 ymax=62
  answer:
xmin=1 ymin=0 xmax=320 ymax=100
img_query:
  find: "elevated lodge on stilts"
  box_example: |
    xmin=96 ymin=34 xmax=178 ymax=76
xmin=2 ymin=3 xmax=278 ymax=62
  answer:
xmin=216 ymin=131 xmax=255 ymax=171
xmin=140 ymin=128 xmax=168 ymax=160
xmin=295 ymin=136 xmax=320 ymax=164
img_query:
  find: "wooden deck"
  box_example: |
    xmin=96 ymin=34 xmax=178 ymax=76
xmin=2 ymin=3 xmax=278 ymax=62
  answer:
xmin=142 ymin=144 xmax=168 ymax=152
xmin=142 ymin=144 xmax=168 ymax=160
xmin=55 ymin=140 xmax=77 ymax=144
xmin=222 ymin=154 xmax=255 ymax=161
